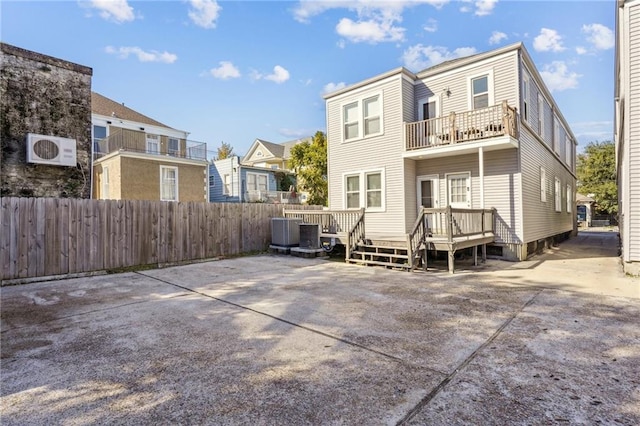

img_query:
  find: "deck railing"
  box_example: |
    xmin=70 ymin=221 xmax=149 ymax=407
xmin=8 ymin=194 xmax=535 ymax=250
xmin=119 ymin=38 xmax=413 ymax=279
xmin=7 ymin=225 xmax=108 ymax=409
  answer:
xmin=94 ymin=132 xmax=207 ymax=161
xmin=283 ymin=209 xmax=364 ymax=234
xmin=246 ymin=190 xmax=300 ymax=204
xmin=407 ymin=206 xmax=496 ymax=269
xmin=405 ymin=101 xmax=518 ymax=151
xmin=346 ymin=211 xmax=366 ymax=260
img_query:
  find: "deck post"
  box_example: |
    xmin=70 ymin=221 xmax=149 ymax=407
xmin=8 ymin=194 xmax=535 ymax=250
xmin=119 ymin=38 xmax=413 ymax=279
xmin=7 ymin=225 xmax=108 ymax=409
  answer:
xmin=448 ymin=250 xmax=455 ymax=274
xmin=446 ymin=205 xmax=453 ymax=243
xmin=449 ymin=111 xmax=457 ymax=142
xmin=346 ymin=233 xmax=351 ymax=261
xmin=482 ymin=244 xmax=487 ymax=262
xmin=473 ymin=245 xmax=478 ymax=266
xmin=406 ymin=234 xmax=413 ymax=272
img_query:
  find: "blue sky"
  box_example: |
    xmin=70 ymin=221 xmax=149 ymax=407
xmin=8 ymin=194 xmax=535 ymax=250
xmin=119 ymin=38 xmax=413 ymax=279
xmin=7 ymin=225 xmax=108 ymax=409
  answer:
xmin=2 ymin=0 xmax=614 ymax=157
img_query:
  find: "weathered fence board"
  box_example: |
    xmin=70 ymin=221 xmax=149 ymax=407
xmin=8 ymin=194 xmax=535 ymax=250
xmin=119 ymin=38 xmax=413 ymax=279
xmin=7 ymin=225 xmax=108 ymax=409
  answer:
xmin=0 ymin=197 xmax=320 ymax=281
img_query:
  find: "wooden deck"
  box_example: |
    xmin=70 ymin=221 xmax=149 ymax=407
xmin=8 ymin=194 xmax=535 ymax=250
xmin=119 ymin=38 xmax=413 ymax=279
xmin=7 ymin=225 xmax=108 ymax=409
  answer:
xmin=283 ymin=206 xmax=496 ymax=273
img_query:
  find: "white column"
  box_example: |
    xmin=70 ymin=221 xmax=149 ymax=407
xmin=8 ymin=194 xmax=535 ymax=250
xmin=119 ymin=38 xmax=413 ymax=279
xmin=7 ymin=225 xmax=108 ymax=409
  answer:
xmin=479 ymin=147 xmax=485 ymax=209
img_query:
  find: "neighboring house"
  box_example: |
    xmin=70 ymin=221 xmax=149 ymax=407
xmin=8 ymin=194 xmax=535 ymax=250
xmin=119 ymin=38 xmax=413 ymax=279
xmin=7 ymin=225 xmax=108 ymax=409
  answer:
xmin=576 ymin=193 xmax=595 ymax=227
xmin=615 ymin=0 xmax=640 ymax=274
xmin=209 ymin=156 xmax=298 ymax=204
xmin=324 ymin=42 xmax=577 ymax=261
xmin=0 ymin=42 xmax=93 ymax=198
xmin=242 ymin=137 xmax=310 ymax=170
xmin=92 ymin=92 xmax=208 ymax=202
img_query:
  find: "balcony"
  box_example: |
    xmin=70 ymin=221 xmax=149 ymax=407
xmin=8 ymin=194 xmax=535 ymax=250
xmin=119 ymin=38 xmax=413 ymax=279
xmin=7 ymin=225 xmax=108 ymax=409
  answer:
xmin=245 ymin=190 xmax=301 ymax=204
xmin=404 ymin=101 xmax=518 ymax=158
xmin=94 ymin=131 xmax=207 ymax=161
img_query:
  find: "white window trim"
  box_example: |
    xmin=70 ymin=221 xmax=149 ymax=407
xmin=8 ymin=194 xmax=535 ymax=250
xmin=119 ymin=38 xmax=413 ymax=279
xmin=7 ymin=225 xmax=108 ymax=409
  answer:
xmin=566 ymin=184 xmax=572 ymax=214
xmin=102 ymin=166 xmax=110 ymax=200
xmin=341 ymin=91 xmax=384 ymax=143
xmin=540 ymin=167 xmax=547 ymax=203
xmin=565 ymin=136 xmax=572 ymax=167
xmin=538 ymin=93 xmax=545 ymax=138
xmin=522 ymin=72 xmax=530 ymax=123
xmin=246 ymin=172 xmax=269 ymax=192
xmin=93 ymin=124 xmax=109 ymax=154
xmin=467 ymin=70 xmax=495 ymax=111
xmin=554 ymin=177 xmax=562 ymax=212
xmin=160 ymin=165 xmax=179 ymax=202
xmin=445 ymin=172 xmax=472 ymax=208
xmin=553 ymin=118 xmax=560 ymax=154
xmin=146 ymin=134 xmax=160 ymax=155
xmin=417 ymin=96 xmax=440 ymax=121
xmin=342 ymin=168 xmax=386 ymax=212
xmin=223 ymin=174 xmax=231 ymax=195
xmin=555 ymin=124 xmax=564 ymax=156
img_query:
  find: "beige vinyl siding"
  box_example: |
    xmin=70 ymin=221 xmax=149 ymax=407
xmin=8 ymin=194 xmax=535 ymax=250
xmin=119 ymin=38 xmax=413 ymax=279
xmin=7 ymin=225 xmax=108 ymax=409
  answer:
xmin=414 ymin=150 xmax=520 ymax=244
xmin=402 ymin=77 xmax=417 ymax=230
xmin=520 ymin=127 xmax=574 ymax=243
xmin=326 ymin=74 xmax=407 ymax=235
xmin=415 ymin=51 xmax=519 ymax=117
xmin=629 ymin=2 xmax=640 ymax=260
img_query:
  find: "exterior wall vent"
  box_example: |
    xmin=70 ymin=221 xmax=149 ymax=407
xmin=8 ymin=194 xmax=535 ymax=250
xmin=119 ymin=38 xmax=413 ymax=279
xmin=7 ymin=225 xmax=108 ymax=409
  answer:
xmin=26 ymin=133 xmax=77 ymax=167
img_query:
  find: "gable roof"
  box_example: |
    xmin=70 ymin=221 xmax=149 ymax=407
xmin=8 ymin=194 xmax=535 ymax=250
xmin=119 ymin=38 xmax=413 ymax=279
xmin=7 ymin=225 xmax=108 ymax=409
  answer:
xmin=243 ymin=137 xmax=311 ymax=163
xmin=91 ymin=92 xmax=172 ymax=129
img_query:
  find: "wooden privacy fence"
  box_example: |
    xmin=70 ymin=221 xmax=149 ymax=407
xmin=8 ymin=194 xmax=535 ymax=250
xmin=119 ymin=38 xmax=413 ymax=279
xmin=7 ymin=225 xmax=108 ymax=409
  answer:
xmin=1 ymin=197 xmax=318 ymax=282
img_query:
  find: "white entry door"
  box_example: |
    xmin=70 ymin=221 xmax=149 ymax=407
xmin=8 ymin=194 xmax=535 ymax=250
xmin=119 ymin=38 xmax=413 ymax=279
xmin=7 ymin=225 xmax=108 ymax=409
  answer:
xmin=417 ymin=175 xmax=440 ymax=212
xmin=446 ymin=172 xmax=471 ymax=208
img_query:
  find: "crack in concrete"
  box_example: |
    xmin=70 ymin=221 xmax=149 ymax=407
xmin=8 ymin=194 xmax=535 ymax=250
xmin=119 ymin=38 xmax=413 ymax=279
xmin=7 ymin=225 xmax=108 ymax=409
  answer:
xmin=136 ymin=271 xmax=448 ymax=373
xmin=395 ymin=288 xmax=544 ymax=425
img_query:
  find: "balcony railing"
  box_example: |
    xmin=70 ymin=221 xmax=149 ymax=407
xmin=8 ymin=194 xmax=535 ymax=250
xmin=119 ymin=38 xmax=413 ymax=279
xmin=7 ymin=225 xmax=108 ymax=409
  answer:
xmin=246 ymin=190 xmax=300 ymax=204
xmin=94 ymin=132 xmax=207 ymax=161
xmin=405 ymin=101 xmax=518 ymax=151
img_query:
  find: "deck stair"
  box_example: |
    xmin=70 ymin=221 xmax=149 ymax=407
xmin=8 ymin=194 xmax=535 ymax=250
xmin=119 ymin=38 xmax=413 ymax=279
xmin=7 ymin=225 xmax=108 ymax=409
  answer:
xmin=347 ymin=240 xmax=412 ymax=270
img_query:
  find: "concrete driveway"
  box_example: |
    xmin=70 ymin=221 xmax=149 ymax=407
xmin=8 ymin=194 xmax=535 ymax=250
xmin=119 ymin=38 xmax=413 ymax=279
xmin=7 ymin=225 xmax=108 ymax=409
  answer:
xmin=1 ymin=228 xmax=639 ymax=425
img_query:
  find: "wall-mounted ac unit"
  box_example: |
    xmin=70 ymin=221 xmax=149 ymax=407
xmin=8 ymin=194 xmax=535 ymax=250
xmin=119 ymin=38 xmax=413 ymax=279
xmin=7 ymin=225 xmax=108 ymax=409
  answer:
xmin=271 ymin=218 xmax=301 ymax=247
xmin=26 ymin=133 xmax=77 ymax=167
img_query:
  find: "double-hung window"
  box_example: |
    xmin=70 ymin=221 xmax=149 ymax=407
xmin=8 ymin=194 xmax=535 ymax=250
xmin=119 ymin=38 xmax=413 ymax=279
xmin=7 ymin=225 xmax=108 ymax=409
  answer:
xmin=522 ymin=73 xmax=530 ymax=123
xmin=554 ymin=177 xmax=561 ymax=212
xmin=146 ymin=134 xmax=160 ymax=154
xmin=223 ymin=174 xmax=231 ymax=195
xmin=93 ymin=125 xmax=107 ymax=155
xmin=342 ymin=93 xmax=383 ymax=141
xmin=471 ymin=76 xmax=489 ymax=109
xmin=540 ymin=167 xmax=547 ymax=202
xmin=538 ymin=94 xmax=545 ymax=137
xmin=160 ymin=166 xmax=178 ymax=201
xmin=247 ymin=173 xmax=268 ymax=192
xmin=344 ymin=170 xmax=384 ymax=210
xmin=102 ymin=166 xmax=110 ymax=200
xmin=565 ymin=136 xmax=572 ymax=168
xmin=553 ymin=119 xmax=560 ymax=154
xmin=168 ymin=138 xmax=180 ymax=157
xmin=566 ymin=184 xmax=572 ymax=213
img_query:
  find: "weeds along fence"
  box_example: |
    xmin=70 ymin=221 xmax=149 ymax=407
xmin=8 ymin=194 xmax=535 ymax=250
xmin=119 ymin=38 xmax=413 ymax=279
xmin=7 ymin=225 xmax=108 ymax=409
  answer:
xmin=1 ymin=197 xmax=319 ymax=282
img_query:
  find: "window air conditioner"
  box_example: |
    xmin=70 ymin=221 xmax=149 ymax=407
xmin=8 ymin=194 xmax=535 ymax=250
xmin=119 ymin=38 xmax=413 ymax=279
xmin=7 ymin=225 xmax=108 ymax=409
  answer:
xmin=26 ymin=133 xmax=77 ymax=167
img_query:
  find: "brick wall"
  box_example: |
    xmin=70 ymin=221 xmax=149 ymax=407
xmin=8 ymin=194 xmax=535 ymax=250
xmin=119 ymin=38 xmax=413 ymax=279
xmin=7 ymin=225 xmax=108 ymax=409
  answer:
xmin=0 ymin=43 xmax=93 ymax=198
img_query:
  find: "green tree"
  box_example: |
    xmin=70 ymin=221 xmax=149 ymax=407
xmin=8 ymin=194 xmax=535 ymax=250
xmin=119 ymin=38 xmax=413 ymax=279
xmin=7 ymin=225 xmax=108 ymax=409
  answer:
xmin=289 ymin=131 xmax=327 ymax=206
xmin=576 ymin=140 xmax=617 ymax=215
xmin=216 ymin=142 xmax=234 ymax=160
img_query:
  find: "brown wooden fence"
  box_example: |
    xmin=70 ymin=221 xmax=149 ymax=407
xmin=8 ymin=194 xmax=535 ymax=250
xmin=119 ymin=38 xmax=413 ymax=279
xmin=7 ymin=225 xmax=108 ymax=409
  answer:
xmin=1 ymin=197 xmax=319 ymax=282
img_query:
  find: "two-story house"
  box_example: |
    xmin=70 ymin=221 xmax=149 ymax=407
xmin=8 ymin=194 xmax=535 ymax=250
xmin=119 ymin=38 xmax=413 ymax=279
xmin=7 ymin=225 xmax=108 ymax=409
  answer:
xmin=615 ymin=0 xmax=640 ymax=274
xmin=323 ymin=42 xmax=576 ymax=262
xmin=92 ymin=92 xmax=208 ymax=202
xmin=242 ymin=137 xmax=309 ymax=170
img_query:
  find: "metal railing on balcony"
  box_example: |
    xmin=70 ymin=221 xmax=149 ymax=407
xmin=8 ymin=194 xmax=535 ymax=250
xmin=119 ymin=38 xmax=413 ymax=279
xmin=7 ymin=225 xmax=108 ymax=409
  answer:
xmin=405 ymin=100 xmax=518 ymax=151
xmin=245 ymin=190 xmax=300 ymax=204
xmin=94 ymin=132 xmax=207 ymax=161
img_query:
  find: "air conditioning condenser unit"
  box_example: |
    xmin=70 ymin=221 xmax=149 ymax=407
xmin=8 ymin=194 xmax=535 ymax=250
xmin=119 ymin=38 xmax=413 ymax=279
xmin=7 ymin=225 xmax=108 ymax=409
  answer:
xmin=299 ymin=224 xmax=320 ymax=249
xmin=271 ymin=218 xmax=302 ymax=247
xmin=26 ymin=133 xmax=77 ymax=167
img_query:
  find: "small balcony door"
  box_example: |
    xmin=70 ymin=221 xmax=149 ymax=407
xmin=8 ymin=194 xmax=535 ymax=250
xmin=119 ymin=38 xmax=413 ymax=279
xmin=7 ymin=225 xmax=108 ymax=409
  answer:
xmin=446 ymin=172 xmax=471 ymax=208
xmin=417 ymin=175 xmax=440 ymax=212
xmin=418 ymin=96 xmax=439 ymax=145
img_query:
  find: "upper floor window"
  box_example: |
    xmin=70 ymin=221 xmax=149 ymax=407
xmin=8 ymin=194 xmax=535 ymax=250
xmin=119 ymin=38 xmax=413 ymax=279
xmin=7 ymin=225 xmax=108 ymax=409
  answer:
xmin=160 ymin=166 xmax=178 ymax=201
xmin=168 ymin=138 xmax=180 ymax=157
xmin=554 ymin=119 xmax=560 ymax=153
xmin=522 ymin=73 xmax=530 ymax=122
xmin=565 ymin=136 xmax=572 ymax=168
xmin=93 ymin=125 xmax=107 ymax=154
xmin=538 ymin=94 xmax=545 ymax=137
xmin=223 ymin=174 xmax=231 ymax=195
xmin=342 ymin=93 xmax=383 ymax=142
xmin=471 ymin=76 xmax=489 ymax=109
xmin=146 ymin=134 xmax=160 ymax=154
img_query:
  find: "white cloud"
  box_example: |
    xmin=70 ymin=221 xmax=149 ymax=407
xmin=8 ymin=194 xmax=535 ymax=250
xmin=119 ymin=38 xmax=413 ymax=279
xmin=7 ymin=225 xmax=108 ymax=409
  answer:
xmin=402 ymin=44 xmax=477 ymax=71
xmin=336 ymin=17 xmax=405 ymax=43
xmin=489 ymin=31 xmax=507 ymax=45
xmin=264 ymin=65 xmax=290 ymax=84
xmin=423 ymin=18 xmax=437 ymax=33
xmin=279 ymin=128 xmax=313 ymax=138
xmin=209 ymin=61 xmax=240 ymax=79
xmin=582 ymin=23 xmax=614 ymax=50
xmin=539 ymin=61 xmax=581 ymax=92
xmin=337 ymin=39 xmax=346 ymax=49
xmin=105 ymin=46 xmax=177 ymax=63
xmin=292 ymin=1 xmax=450 ymax=24
xmin=87 ymin=0 xmax=135 ymax=23
xmin=459 ymin=0 xmax=498 ymax=16
xmin=188 ymin=0 xmax=221 ymax=29
xmin=475 ymin=0 xmax=498 ymax=16
xmin=533 ymin=28 xmax=565 ymax=52
xmin=571 ymin=121 xmax=614 ymax=144
xmin=323 ymin=82 xmax=347 ymax=94
xmin=576 ymin=46 xmax=588 ymax=55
